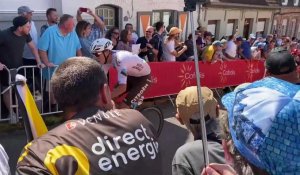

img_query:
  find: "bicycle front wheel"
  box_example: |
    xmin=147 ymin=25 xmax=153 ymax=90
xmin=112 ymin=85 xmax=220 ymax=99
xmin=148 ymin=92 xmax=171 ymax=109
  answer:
xmin=140 ymin=106 xmax=164 ymax=138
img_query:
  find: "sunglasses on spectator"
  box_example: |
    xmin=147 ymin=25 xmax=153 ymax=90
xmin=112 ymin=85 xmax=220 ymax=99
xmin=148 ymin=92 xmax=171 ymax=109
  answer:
xmin=113 ymin=32 xmax=119 ymax=35
xmin=146 ymin=31 xmax=152 ymax=33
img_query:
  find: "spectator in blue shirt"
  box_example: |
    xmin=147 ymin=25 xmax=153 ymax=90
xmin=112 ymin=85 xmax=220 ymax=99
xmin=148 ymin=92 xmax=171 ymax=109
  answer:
xmin=39 ymin=14 xmax=82 ymax=107
xmin=76 ymin=8 xmax=106 ymax=43
xmin=39 ymin=14 xmax=82 ymax=79
xmin=239 ymin=35 xmax=255 ymax=59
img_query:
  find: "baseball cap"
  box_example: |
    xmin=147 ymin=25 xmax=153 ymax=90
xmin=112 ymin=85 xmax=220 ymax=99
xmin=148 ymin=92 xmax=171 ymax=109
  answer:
xmin=18 ymin=6 xmax=34 ymax=14
xmin=257 ymin=42 xmax=266 ymax=49
xmin=236 ymin=36 xmax=243 ymax=41
xmin=222 ymin=77 xmax=300 ymax=174
xmin=204 ymin=31 xmax=213 ymax=38
xmin=212 ymin=40 xmax=223 ymax=47
xmin=220 ymin=39 xmax=227 ymax=44
xmin=249 ymin=33 xmax=256 ymax=39
xmin=265 ymin=48 xmax=296 ymax=75
xmin=13 ymin=16 xmax=29 ymax=28
xmin=168 ymin=27 xmax=182 ymax=36
xmin=176 ymin=86 xmax=218 ymax=134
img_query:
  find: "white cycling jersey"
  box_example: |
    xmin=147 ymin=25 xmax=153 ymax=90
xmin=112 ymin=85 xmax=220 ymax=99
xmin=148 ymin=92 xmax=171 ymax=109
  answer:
xmin=110 ymin=51 xmax=151 ymax=84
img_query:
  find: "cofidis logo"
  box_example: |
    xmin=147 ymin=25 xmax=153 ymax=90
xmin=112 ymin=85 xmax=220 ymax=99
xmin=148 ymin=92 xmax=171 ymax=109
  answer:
xmin=178 ymin=64 xmax=205 ymax=87
xmin=218 ymin=62 xmax=235 ymax=83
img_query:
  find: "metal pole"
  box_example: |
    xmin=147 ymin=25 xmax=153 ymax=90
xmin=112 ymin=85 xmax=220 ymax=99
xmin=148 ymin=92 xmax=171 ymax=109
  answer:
xmin=189 ymin=10 xmax=210 ymax=166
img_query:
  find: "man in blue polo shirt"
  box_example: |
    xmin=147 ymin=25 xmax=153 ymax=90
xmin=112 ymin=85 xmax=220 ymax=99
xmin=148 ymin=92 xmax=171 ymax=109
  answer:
xmin=39 ymin=14 xmax=82 ymax=79
xmin=39 ymin=14 xmax=81 ymax=108
xmin=238 ymin=35 xmax=255 ymax=59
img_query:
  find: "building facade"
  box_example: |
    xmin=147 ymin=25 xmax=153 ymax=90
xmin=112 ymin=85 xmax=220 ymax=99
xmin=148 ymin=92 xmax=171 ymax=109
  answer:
xmin=0 ymin=0 xmax=299 ymax=40
xmin=273 ymin=0 xmax=300 ymax=38
xmin=198 ymin=0 xmax=280 ymax=39
xmin=0 ymin=0 xmax=190 ymax=39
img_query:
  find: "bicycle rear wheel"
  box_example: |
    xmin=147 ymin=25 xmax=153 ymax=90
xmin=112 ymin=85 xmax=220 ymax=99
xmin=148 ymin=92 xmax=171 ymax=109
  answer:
xmin=140 ymin=106 xmax=164 ymax=137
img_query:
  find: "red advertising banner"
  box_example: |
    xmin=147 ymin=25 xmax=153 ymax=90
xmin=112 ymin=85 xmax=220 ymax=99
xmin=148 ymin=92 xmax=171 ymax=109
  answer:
xmin=109 ymin=60 xmax=266 ymax=99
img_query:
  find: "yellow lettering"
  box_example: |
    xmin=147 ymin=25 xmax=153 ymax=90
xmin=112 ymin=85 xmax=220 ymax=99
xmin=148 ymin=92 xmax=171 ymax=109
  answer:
xmin=44 ymin=144 xmax=90 ymax=175
xmin=18 ymin=142 xmax=32 ymax=163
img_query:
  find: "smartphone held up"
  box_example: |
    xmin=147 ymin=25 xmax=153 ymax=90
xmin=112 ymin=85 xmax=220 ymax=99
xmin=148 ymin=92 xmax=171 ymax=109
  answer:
xmin=79 ymin=7 xmax=88 ymax=12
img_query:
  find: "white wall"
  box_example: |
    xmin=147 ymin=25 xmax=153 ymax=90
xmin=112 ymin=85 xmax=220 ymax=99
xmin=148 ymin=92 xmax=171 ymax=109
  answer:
xmin=61 ymin=0 xmax=185 ymax=29
xmin=0 ymin=0 xmax=54 ymax=14
xmin=0 ymin=0 xmax=187 ymax=34
xmin=0 ymin=0 xmax=59 ymax=31
xmin=200 ymin=7 xmax=274 ymax=39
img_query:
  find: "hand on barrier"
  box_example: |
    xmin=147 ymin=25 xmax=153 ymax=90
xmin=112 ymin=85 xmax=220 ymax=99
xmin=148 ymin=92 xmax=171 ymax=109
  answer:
xmin=0 ymin=62 xmax=5 ymax=71
xmin=37 ymin=62 xmax=46 ymax=69
xmin=46 ymin=62 xmax=56 ymax=67
xmin=212 ymin=59 xmax=223 ymax=64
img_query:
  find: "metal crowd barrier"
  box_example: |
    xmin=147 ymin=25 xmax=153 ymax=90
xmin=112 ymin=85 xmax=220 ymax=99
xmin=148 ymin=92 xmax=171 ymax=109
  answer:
xmin=1 ymin=63 xmax=245 ymax=123
xmin=0 ymin=67 xmax=13 ymax=123
xmin=0 ymin=65 xmax=62 ymax=123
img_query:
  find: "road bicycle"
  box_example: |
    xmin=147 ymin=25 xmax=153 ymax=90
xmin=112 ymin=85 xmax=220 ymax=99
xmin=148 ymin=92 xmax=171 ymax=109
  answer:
xmin=114 ymin=93 xmax=164 ymax=138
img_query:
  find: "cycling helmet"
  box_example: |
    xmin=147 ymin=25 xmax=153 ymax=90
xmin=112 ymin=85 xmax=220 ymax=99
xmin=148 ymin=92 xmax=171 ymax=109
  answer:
xmin=90 ymin=38 xmax=113 ymax=53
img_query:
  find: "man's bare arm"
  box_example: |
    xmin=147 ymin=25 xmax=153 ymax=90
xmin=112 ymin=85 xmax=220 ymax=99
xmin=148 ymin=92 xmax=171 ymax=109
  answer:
xmin=28 ymin=41 xmax=45 ymax=68
xmin=39 ymin=50 xmax=55 ymax=67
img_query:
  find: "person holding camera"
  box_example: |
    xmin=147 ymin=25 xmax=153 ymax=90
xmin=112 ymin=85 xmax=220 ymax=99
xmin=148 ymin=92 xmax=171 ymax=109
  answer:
xmin=162 ymin=27 xmax=187 ymax=62
xmin=136 ymin=26 xmax=155 ymax=62
xmin=77 ymin=7 xmax=106 ymax=43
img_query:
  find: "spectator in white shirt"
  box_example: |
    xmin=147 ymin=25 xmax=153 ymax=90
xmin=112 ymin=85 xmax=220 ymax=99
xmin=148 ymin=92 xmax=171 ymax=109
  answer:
xmin=225 ymin=35 xmax=243 ymax=59
xmin=18 ymin=6 xmax=45 ymax=92
xmin=225 ymin=35 xmax=237 ymax=59
xmin=162 ymin=27 xmax=187 ymax=62
xmin=18 ymin=6 xmax=44 ymax=68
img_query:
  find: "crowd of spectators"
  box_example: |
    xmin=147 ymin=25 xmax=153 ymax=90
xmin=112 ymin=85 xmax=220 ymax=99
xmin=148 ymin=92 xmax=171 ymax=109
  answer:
xmin=0 ymin=5 xmax=299 ymax=175
xmin=1 ymin=5 xmax=300 ymax=117
xmin=2 ymin=6 xmax=300 ymax=70
xmin=172 ymin=48 xmax=299 ymax=175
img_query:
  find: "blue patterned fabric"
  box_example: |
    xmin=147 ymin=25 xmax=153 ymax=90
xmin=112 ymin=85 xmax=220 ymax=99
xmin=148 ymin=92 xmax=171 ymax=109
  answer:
xmin=87 ymin=24 xmax=106 ymax=43
xmin=222 ymin=77 xmax=300 ymax=175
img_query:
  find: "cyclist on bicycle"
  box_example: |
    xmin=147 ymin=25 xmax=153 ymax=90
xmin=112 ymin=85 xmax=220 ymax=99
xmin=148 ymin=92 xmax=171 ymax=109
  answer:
xmin=90 ymin=38 xmax=152 ymax=109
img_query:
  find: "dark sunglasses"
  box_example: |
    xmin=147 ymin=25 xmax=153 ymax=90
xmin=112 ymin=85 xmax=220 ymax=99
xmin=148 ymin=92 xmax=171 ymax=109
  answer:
xmin=113 ymin=32 xmax=119 ymax=35
xmin=146 ymin=31 xmax=152 ymax=33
